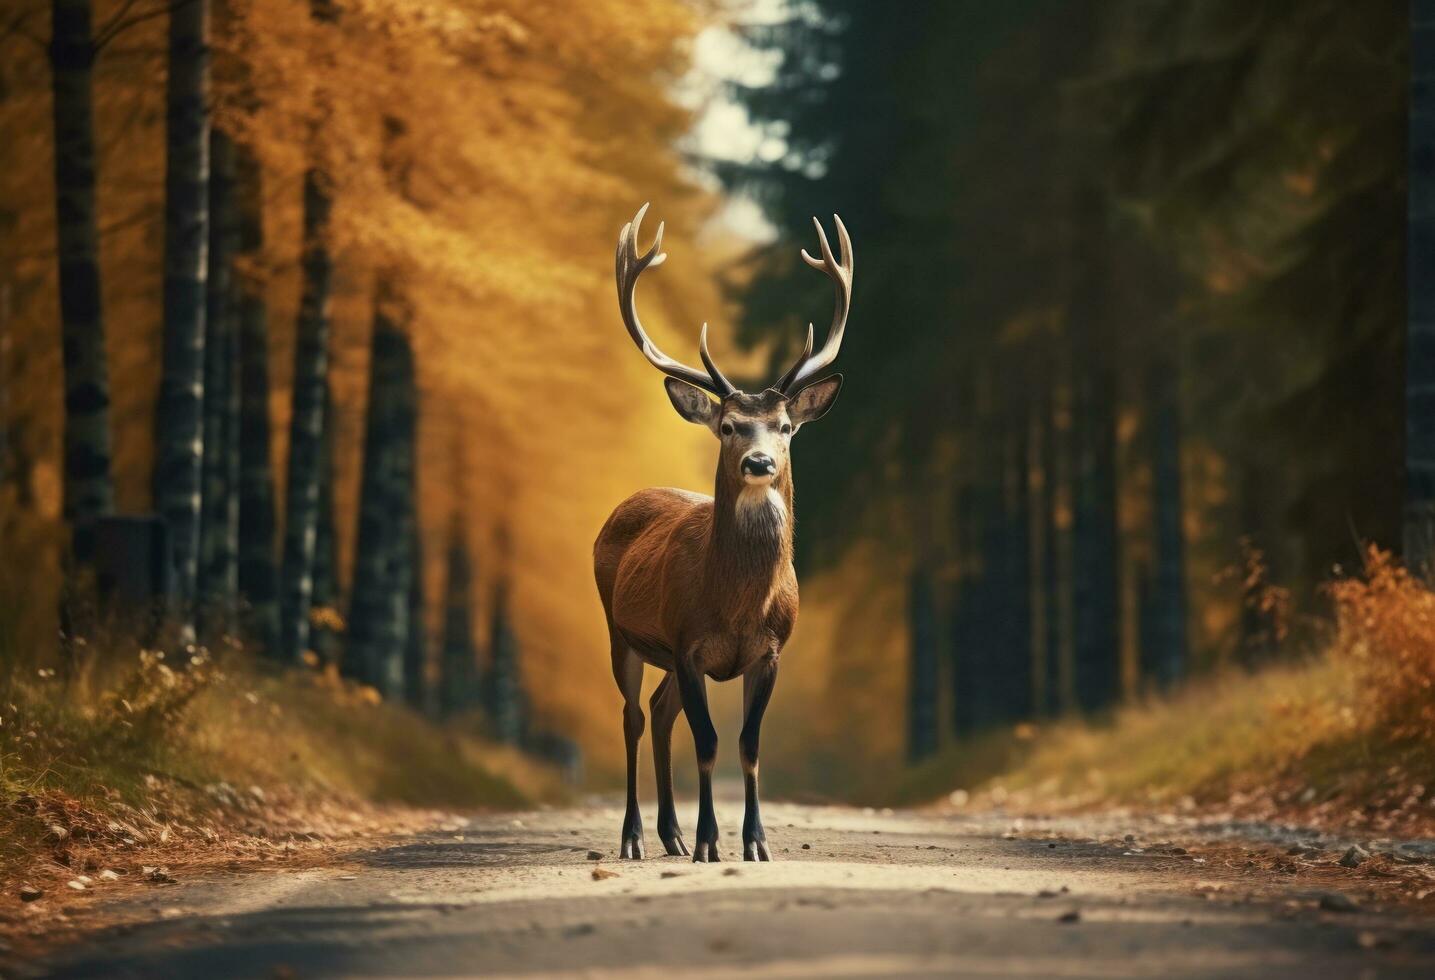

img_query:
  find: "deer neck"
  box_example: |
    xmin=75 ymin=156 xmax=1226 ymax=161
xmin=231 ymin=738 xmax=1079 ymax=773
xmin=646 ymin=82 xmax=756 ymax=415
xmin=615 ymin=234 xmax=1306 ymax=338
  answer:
xmin=705 ymin=465 xmax=794 ymax=605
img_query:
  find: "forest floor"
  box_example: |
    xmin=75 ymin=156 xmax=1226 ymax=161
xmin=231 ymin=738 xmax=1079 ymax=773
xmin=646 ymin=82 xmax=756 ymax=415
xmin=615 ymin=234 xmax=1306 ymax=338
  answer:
xmin=0 ymin=656 xmax=568 ymax=967
xmin=7 ymin=791 xmax=1435 ymax=978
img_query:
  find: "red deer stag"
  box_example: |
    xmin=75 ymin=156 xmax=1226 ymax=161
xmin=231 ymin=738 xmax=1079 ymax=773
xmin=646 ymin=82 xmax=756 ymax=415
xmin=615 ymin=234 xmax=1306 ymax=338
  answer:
xmin=594 ymin=204 xmax=852 ymax=862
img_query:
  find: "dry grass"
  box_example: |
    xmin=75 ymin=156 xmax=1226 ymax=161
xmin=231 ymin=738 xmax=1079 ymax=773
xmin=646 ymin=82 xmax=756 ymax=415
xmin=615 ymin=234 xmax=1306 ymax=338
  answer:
xmin=0 ymin=639 xmax=564 ymax=891
xmin=910 ymin=549 xmax=1435 ymax=836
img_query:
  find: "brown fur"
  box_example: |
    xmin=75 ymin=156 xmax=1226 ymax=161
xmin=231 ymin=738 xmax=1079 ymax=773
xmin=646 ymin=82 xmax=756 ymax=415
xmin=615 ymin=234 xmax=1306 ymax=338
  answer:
xmin=594 ymin=395 xmax=798 ymax=682
xmin=602 ymin=206 xmax=849 ymax=860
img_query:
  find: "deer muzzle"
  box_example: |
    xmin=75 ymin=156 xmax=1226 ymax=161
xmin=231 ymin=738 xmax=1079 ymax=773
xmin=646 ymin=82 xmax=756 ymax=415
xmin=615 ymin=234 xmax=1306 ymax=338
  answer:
xmin=741 ymin=453 xmax=778 ymax=483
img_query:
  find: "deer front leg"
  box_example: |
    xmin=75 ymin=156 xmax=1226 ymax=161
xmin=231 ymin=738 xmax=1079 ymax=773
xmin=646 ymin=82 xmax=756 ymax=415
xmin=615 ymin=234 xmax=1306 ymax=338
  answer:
xmin=675 ymin=645 xmax=720 ymax=862
xmin=611 ymin=640 xmax=645 ymax=860
xmin=740 ymin=652 xmax=778 ymax=861
xmin=649 ymin=672 xmax=688 ymax=856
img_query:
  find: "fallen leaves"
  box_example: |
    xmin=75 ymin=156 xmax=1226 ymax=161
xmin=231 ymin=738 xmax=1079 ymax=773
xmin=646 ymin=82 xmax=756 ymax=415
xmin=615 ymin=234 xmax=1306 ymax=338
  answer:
xmin=590 ymin=867 xmax=619 ymax=881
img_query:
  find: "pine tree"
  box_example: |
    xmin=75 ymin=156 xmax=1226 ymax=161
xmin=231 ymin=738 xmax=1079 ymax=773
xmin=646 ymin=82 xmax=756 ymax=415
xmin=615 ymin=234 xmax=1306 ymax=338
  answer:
xmin=1145 ymin=352 xmax=1187 ymax=688
xmin=906 ymin=564 xmax=939 ymax=761
xmin=1410 ymin=0 xmax=1435 ymax=573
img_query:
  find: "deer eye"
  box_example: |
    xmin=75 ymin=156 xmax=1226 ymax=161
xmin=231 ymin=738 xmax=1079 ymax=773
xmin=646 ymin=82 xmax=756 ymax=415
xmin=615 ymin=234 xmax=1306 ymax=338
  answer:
xmin=720 ymin=421 xmax=734 ymax=436
xmin=780 ymin=423 xmax=793 ymax=435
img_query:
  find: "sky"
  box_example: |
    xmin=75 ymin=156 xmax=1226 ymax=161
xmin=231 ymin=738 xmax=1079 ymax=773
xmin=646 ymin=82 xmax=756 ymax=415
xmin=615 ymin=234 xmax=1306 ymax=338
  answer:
xmin=678 ymin=0 xmax=792 ymax=243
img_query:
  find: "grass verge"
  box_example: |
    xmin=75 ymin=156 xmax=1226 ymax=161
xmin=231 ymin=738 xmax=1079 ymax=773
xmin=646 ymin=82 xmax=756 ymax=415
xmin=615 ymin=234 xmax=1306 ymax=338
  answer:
xmin=0 ymin=644 xmax=561 ymax=914
xmin=884 ymin=550 xmax=1435 ymax=839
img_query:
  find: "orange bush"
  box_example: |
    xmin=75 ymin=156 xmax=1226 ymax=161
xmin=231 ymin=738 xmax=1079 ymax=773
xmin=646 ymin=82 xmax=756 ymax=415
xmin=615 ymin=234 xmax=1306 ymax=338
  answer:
xmin=1327 ymin=548 xmax=1435 ymax=742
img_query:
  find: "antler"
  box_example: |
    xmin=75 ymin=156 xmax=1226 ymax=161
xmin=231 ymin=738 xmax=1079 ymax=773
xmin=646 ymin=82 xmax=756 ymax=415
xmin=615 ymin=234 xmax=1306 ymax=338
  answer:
xmin=775 ymin=214 xmax=853 ymax=394
xmin=615 ymin=204 xmax=734 ymax=397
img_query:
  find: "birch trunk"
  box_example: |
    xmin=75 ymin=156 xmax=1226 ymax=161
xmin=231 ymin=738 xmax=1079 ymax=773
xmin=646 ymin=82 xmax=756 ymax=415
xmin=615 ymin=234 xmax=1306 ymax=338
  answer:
xmin=198 ymin=127 xmax=238 ymax=632
xmin=50 ymin=0 xmax=115 ymax=563
xmin=234 ymin=146 xmax=279 ymax=651
xmin=276 ymin=168 xmax=332 ymax=663
xmin=346 ymin=282 xmax=412 ymax=691
xmin=155 ymin=0 xmax=210 ymax=631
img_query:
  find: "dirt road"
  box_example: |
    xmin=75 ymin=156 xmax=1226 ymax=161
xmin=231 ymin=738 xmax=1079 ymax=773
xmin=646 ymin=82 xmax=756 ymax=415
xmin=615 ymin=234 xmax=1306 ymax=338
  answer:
xmin=24 ymin=798 xmax=1435 ymax=978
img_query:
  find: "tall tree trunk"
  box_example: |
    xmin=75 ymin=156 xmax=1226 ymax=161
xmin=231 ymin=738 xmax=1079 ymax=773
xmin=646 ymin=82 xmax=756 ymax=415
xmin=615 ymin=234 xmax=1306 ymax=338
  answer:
xmin=1069 ymin=181 xmax=1120 ymax=713
xmin=439 ymin=526 xmax=476 ymax=717
xmin=0 ymin=281 xmax=8 ymax=494
xmin=949 ymin=480 xmax=978 ymax=736
xmin=999 ymin=380 xmax=1034 ymax=721
xmin=50 ymin=0 xmax=115 ymax=563
xmin=310 ymin=384 xmax=339 ymax=668
xmin=1036 ymin=359 xmax=1069 ymax=716
xmin=1409 ymin=0 xmax=1435 ymax=574
xmin=346 ymin=281 xmax=413 ymax=692
xmin=1145 ymin=353 xmax=1186 ymax=689
xmin=234 ymin=146 xmax=279 ymax=651
xmin=155 ymin=0 xmax=211 ymax=635
xmin=198 ymin=127 xmax=238 ymax=635
xmin=276 ymin=169 xmax=332 ymax=663
xmin=404 ymin=523 xmax=427 ymax=711
xmin=277 ymin=0 xmax=336 ymax=663
xmin=485 ymin=579 xmax=526 ymax=745
xmin=951 ymin=382 xmax=1007 ymax=734
xmin=383 ymin=330 xmax=417 ymax=698
xmin=906 ymin=562 xmax=939 ymax=761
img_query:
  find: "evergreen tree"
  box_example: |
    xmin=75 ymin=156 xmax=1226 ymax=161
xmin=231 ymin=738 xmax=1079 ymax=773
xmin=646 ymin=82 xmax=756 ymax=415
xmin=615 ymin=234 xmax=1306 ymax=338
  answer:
xmin=1410 ymin=0 xmax=1435 ymax=573
xmin=906 ymin=564 xmax=939 ymax=761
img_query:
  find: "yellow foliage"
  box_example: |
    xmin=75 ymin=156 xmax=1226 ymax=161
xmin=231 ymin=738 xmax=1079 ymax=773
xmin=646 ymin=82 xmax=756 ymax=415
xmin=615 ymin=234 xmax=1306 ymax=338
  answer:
xmin=1328 ymin=548 xmax=1435 ymax=743
xmin=0 ymin=0 xmax=724 ymax=771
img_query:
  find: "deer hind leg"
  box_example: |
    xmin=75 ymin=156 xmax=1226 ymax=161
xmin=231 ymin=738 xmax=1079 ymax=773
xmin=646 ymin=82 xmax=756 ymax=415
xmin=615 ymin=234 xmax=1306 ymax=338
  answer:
xmin=649 ymin=672 xmax=688 ymax=856
xmin=740 ymin=652 xmax=778 ymax=861
xmin=675 ymin=643 xmax=720 ymax=862
xmin=611 ymin=635 xmax=645 ymax=859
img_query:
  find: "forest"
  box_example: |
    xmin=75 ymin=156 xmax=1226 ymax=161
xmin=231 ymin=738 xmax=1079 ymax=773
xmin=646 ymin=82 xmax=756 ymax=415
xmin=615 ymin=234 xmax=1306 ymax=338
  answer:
xmin=0 ymin=0 xmax=1429 ymax=808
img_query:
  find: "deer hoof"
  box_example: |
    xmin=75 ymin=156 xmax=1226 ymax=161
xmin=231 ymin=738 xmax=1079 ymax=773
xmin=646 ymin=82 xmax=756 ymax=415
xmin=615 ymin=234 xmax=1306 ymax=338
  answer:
xmin=620 ymin=835 xmax=645 ymax=860
xmin=661 ymin=835 xmax=690 ymax=857
xmin=743 ymin=838 xmax=771 ymax=862
xmin=692 ymin=840 xmax=720 ymax=863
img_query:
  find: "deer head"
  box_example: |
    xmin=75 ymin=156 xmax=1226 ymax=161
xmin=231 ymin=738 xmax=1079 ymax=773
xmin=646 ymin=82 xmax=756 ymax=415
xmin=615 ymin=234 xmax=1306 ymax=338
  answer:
xmin=614 ymin=204 xmax=851 ymax=492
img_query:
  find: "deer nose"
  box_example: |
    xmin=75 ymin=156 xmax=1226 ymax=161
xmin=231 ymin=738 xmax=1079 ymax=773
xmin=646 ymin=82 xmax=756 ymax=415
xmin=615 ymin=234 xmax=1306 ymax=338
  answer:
xmin=742 ymin=453 xmax=777 ymax=478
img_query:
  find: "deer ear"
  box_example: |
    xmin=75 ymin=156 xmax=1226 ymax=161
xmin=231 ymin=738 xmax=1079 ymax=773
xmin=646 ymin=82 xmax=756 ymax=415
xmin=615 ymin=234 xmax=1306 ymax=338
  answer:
xmin=789 ymin=374 xmax=842 ymax=426
xmin=664 ymin=378 xmax=720 ymax=432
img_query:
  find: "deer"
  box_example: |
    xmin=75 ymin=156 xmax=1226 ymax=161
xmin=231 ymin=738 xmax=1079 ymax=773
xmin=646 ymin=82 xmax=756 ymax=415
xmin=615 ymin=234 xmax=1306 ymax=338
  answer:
xmin=593 ymin=204 xmax=852 ymax=862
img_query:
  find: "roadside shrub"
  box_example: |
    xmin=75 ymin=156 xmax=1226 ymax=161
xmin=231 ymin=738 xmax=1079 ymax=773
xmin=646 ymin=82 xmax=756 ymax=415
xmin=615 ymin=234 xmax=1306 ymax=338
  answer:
xmin=98 ymin=647 xmax=221 ymax=747
xmin=1327 ymin=548 xmax=1435 ymax=742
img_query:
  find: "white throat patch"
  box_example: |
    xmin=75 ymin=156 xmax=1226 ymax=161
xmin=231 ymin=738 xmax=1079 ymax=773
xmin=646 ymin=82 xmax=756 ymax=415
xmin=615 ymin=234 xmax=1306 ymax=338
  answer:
xmin=736 ymin=485 xmax=786 ymax=529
